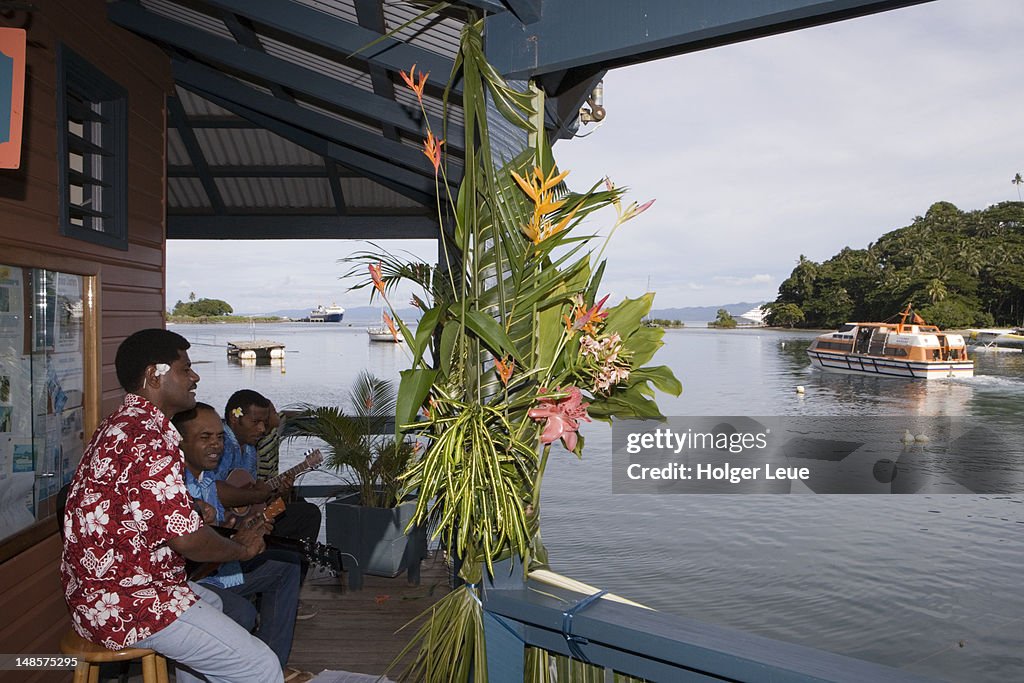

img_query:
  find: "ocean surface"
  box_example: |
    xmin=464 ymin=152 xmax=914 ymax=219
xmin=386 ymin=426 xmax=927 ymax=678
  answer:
xmin=174 ymin=322 xmax=1024 ymax=682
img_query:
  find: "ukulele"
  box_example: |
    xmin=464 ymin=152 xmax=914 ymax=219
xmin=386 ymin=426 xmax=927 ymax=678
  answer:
xmin=187 ymin=497 xmax=286 ymax=581
xmin=225 ymin=448 xmax=324 ymax=519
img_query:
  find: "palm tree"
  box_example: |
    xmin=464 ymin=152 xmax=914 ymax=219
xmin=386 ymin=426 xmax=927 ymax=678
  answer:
xmin=1013 ymin=172 xmax=1023 ymax=201
xmin=283 ymin=371 xmax=417 ymax=508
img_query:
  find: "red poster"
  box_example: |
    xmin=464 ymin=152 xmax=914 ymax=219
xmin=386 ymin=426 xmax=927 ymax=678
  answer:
xmin=0 ymin=28 xmax=27 ymax=170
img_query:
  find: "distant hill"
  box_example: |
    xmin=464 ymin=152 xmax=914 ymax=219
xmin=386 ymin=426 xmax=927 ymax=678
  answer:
xmin=649 ymin=302 xmax=765 ymax=322
xmin=257 ymin=306 xmax=420 ymax=322
xmin=250 ymin=303 xmax=762 ymax=323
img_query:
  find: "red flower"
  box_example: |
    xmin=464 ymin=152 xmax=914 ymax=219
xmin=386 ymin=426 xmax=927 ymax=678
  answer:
xmin=400 ymin=64 xmax=428 ymax=103
xmin=382 ymin=312 xmax=399 ymax=342
xmin=565 ymin=293 xmax=610 ymax=336
xmin=494 ymin=356 xmax=514 ymax=386
xmin=528 ymin=386 xmax=591 ymax=452
xmin=423 ymin=132 xmax=444 ymax=174
xmin=369 ymin=263 xmax=385 ymax=297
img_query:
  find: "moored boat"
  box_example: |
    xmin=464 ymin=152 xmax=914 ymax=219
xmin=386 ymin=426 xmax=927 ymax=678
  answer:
xmin=967 ymin=327 xmax=1024 ymax=351
xmin=367 ymin=327 xmax=403 ymax=343
xmin=807 ymin=307 xmax=973 ymax=379
xmin=309 ymin=303 xmax=345 ymax=322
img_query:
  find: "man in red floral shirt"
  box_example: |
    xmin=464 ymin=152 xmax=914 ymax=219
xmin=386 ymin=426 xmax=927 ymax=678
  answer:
xmin=60 ymin=329 xmax=283 ymax=683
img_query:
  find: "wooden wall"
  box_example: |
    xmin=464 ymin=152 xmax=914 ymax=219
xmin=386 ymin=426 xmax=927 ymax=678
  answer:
xmin=0 ymin=0 xmax=171 ymax=675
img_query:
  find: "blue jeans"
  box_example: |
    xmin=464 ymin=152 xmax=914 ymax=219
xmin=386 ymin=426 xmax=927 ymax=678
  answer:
xmin=234 ymin=554 xmax=301 ymax=667
xmin=135 ymin=582 xmax=282 ymax=683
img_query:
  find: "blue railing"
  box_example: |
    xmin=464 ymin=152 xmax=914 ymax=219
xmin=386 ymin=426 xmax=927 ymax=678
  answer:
xmin=481 ymin=578 xmax=938 ymax=683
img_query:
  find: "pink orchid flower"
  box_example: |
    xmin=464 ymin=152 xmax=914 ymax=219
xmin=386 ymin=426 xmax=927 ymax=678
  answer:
xmin=528 ymin=386 xmax=591 ymax=452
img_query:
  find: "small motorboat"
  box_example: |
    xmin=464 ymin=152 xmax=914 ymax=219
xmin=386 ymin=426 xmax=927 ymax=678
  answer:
xmin=807 ymin=307 xmax=973 ymax=379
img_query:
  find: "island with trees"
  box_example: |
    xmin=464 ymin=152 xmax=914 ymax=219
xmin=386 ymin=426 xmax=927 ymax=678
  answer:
xmin=763 ymin=201 xmax=1024 ymax=329
xmin=168 ymin=293 xmax=283 ymax=323
xmin=707 ymin=309 xmax=738 ymax=328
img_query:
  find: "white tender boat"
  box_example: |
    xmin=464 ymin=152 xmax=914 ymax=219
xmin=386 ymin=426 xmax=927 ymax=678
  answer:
xmin=807 ymin=307 xmax=973 ymax=379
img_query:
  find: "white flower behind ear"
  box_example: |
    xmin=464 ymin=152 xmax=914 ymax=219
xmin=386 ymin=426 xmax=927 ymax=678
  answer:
xmin=154 ymin=363 xmax=170 ymax=377
xmin=231 ymin=407 xmax=244 ymax=419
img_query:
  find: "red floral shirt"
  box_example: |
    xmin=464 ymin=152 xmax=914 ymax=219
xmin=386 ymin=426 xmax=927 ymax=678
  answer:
xmin=60 ymin=394 xmax=202 ymax=650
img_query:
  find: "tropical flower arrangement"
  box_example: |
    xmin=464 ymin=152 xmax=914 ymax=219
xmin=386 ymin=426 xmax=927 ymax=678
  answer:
xmin=345 ymin=16 xmax=680 ymax=682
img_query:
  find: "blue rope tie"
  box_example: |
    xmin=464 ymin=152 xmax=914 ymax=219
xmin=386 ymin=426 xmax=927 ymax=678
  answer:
xmin=560 ymin=590 xmax=607 ymax=663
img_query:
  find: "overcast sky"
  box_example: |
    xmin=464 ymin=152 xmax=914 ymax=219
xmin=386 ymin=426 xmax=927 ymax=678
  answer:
xmin=167 ymin=0 xmax=1024 ymax=315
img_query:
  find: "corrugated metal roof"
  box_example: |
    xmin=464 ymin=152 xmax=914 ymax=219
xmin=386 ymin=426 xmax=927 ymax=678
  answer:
xmin=111 ymin=0 xmax=545 ymax=232
xmin=141 ymin=0 xmax=233 ymax=41
xmin=168 ymin=177 xmax=212 ymax=209
xmin=214 ymin=177 xmax=334 ymax=209
xmin=340 ymin=177 xmax=423 ymax=209
xmin=195 ymin=128 xmax=324 ymax=166
xmin=257 ymin=34 xmax=373 ymax=90
xmin=166 ymin=128 xmax=189 ymax=166
xmin=176 ymin=87 xmax=238 ymax=118
xmin=291 ymin=0 xmax=359 ymax=25
xmin=294 ymin=98 xmax=389 ymax=137
xmin=384 ymin=4 xmax=463 ymax=59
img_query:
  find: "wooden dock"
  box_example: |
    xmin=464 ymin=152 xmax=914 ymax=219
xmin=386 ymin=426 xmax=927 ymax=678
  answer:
xmin=288 ymin=551 xmax=452 ymax=678
xmin=226 ymin=339 xmax=286 ymax=360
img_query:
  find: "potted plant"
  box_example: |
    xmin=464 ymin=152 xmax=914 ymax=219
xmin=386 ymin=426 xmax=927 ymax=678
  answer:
xmin=283 ymin=370 xmax=426 ymax=589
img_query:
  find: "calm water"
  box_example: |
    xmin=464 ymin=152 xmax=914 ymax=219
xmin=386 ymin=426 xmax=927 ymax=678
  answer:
xmin=175 ymin=322 xmax=1024 ymax=682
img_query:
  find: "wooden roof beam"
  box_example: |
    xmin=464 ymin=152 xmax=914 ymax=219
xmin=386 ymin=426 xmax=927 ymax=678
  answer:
xmin=486 ymin=0 xmax=935 ymax=79
xmin=199 ymin=0 xmax=459 ymax=94
xmin=108 ymin=2 xmax=461 ymax=145
xmin=166 ymin=214 xmax=439 ymax=240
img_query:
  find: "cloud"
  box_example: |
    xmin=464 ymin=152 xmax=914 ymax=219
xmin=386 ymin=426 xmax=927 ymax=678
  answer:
xmin=712 ymin=274 xmax=774 ymax=287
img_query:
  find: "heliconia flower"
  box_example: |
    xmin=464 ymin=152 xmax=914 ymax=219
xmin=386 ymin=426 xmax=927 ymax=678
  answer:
xmin=399 ymin=64 xmax=417 ymax=90
xmin=382 ymin=312 xmax=399 ymax=342
xmin=528 ymin=386 xmax=591 ymax=452
xmin=368 ymin=263 xmax=385 ymax=297
xmin=494 ymin=356 xmax=514 ymax=386
xmin=399 ymin=64 xmax=429 ymax=102
xmin=566 ymin=293 xmax=610 ymax=335
xmin=423 ymin=132 xmax=444 ymax=174
xmin=622 ymin=198 xmax=655 ymax=222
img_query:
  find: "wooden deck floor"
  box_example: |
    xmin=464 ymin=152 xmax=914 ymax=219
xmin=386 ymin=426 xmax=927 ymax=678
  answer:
xmin=288 ymin=551 xmax=453 ymax=679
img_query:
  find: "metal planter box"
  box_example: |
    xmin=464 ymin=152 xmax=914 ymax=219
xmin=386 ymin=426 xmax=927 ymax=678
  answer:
xmin=325 ymin=492 xmax=427 ymax=590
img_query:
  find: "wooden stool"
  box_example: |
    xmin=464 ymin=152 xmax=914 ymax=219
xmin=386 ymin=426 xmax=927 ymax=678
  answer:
xmin=60 ymin=629 xmax=168 ymax=683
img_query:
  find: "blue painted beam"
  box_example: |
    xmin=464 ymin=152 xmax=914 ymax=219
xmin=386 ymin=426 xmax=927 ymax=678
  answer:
xmin=486 ymin=0 xmax=935 ymax=79
xmin=353 ymin=0 xmax=402 ymax=144
xmin=107 ymin=2 xmax=463 ymax=145
xmin=199 ymin=0 xmax=459 ymax=94
xmin=219 ymin=10 xmax=293 ymax=102
xmin=170 ymin=59 xmax=458 ymax=183
xmin=325 ymin=160 xmax=347 ymax=216
xmin=484 ymin=585 xmax=939 ymax=682
xmin=168 ymin=165 xmax=347 ymax=177
xmin=166 ymin=214 xmax=439 ymax=240
xmin=180 ymin=82 xmax=443 ymax=206
xmin=167 ymin=95 xmax=225 ymax=214
xmin=502 ymin=0 xmax=542 ymax=24
xmin=453 ymin=0 xmax=510 ymax=15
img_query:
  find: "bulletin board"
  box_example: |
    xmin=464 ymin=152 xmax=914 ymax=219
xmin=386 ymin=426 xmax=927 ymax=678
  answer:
xmin=0 ymin=263 xmax=86 ymax=542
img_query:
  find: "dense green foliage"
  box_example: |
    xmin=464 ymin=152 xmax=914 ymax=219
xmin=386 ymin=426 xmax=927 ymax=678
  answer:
xmin=646 ymin=318 xmax=685 ymax=328
xmin=709 ymin=308 xmax=737 ymax=328
xmin=171 ymin=297 xmax=233 ymax=317
xmin=765 ymin=201 xmax=1024 ymax=329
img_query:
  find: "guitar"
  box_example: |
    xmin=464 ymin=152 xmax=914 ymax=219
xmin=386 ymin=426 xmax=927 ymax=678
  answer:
xmin=226 ymin=448 xmax=324 ymax=518
xmin=187 ymin=497 xmax=286 ymax=581
xmin=265 ymin=534 xmax=344 ymax=578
